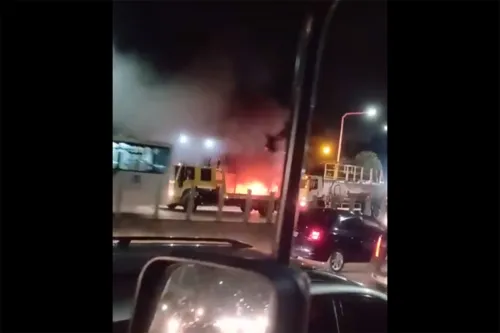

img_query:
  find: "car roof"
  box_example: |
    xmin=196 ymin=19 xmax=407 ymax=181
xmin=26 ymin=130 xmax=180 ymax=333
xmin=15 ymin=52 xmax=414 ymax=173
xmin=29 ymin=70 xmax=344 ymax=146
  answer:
xmin=300 ymin=208 xmax=354 ymax=217
xmin=289 ymin=259 xmax=364 ymax=286
xmin=113 ymin=239 xmax=271 ymax=275
xmin=301 ymin=209 xmax=386 ymax=228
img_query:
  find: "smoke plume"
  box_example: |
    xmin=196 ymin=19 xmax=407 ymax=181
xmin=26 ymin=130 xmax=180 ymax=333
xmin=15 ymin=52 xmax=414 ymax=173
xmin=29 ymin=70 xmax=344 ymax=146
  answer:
xmin=113 ymin=46 xmax=288 ymax=170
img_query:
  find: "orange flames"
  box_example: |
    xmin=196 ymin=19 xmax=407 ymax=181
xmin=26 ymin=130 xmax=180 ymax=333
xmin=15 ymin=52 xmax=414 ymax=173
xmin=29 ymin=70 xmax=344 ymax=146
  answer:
xmin=234 ymin=182 xmax=279 ymax=196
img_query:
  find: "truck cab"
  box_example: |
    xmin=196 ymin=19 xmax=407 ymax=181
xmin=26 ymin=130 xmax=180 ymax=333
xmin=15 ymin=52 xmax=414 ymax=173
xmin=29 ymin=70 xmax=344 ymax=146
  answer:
xmin=298 ymin=175 xmax=323 ymax=208
xmin=166 ymin=164 xmax=224 ymax=211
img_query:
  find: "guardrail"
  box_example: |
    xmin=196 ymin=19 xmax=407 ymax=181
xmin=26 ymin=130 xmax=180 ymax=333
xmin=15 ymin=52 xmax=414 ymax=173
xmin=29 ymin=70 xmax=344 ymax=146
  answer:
xmin=113 ymin=182 xmax=277 ymax=224
xmin=113 ymin=214 xmax=276 ymax=253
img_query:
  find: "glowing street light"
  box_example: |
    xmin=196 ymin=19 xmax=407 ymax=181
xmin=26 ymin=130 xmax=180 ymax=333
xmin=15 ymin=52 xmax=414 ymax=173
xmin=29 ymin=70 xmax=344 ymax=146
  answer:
xmin=336 ymin=105 xmax=379 ymax=163
xmin=179 ymin=134 xmax=189 ymax=144
xmin=204 ymin=138 xmax=215 ymax=149
xmin=366 ymin=107 xmax=377 ymax=117
xmin=383 ymin=124 xmax=387 ymax=132
xmin=321 ymin=145 xmax=331 ymax=156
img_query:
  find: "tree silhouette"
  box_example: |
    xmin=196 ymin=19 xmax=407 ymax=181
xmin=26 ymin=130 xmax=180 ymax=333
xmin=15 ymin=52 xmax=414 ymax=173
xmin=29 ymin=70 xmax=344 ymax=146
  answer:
xmin=354 ymin=151 xmax=383 ymax=171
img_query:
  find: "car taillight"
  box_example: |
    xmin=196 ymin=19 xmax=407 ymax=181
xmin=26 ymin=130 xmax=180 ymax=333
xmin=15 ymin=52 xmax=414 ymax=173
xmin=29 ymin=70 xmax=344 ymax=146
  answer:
xmin=307 ymin=229 xmax=322 ymax=241
xmin=374 ymin=235 xmax=382 ymax=258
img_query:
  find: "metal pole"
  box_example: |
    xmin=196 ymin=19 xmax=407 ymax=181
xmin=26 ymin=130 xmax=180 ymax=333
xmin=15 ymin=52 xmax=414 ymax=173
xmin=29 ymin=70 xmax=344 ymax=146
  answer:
xmin=153 ymin=175 xmax=163 ymax=219
xmin=243 ymin=189 xmax=252 ymax=223
xmin=114 ymin=175 xmax=123 ymax=215
xmin=186 ymin=182 xmax=195 ymax=221
xmin=336 ymin=111 xmax=364 ymax=163
xmin=274 ymin=0 xmax=342 ymax=263
xmin=266 ymin=192 xmax=276 ymax=224
xmin=336 ymin=114 xmax=346 ymax=163
xmin=216 ymin=184 xmax=225 ymax=221
xmin=114 ymin=152 xmax=123 ymax=215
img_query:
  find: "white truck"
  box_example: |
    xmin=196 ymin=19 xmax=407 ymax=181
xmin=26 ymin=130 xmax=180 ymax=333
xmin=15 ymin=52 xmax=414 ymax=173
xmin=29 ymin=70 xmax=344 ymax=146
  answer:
xmin=299 ymin=163 xmax=386 ymax=213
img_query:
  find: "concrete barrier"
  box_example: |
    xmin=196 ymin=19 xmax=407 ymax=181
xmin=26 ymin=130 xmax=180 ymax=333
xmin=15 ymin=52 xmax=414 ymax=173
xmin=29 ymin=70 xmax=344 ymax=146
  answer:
xmin=113 ymin=213 xmax=276 ymax=253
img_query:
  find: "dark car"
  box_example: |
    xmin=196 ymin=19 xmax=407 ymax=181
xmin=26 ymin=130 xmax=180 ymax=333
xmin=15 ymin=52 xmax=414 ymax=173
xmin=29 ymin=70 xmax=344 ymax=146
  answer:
xmin=371 ymin=230 xmax=387 ymax=290
xmin=291 ymin=208 xmax=385 ymax=273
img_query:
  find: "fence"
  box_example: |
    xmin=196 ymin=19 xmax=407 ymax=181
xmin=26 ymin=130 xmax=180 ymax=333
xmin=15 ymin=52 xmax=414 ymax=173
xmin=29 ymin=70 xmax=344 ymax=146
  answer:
xmin=113 ymin=176 xmax=277 ymax=224
xmin=324 ymin=163 xmax=384 ymax=184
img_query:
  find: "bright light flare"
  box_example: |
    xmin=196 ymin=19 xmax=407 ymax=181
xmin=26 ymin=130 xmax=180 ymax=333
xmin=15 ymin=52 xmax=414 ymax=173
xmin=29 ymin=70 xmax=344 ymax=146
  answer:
xmin=235 ymin=182 xmax=278 ymax=196
xmin=195 ymin=307 xmax=205 ymax=317
xmin=214 ymin=315 xmax=269 ymax=333
xmin=321 ymin=145 xmax=331 ymax=155
xmin=178 ymin=134 xmax=189 ymax=144
xmin=204 ymin=138 xmax=215 ymax=149
xmin=166 ymin=317 xmax=180 ymax=333
xmin=383 ymin=124 xmax=387 ymax=132
xmin=365 ymin=106 xmax=377 ymax=117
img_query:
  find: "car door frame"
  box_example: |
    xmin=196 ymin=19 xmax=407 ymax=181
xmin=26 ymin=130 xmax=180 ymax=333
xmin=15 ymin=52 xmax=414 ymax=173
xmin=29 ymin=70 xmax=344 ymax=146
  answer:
xmin=333 ymin=293 xmax=387 ymax=333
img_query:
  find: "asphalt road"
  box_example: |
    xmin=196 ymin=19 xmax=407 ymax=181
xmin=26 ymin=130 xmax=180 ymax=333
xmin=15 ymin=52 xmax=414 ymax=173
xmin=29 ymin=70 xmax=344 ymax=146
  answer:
xmin=113 ymin=208 xmax=377 ymax=288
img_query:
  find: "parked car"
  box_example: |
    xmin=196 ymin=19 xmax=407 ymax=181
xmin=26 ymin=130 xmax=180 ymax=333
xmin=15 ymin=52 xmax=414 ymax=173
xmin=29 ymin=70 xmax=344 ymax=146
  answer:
xmin=371 ymin=230 xmax=387 ymax=290
xmin=291 ymin=208 xmax=385 ymax=272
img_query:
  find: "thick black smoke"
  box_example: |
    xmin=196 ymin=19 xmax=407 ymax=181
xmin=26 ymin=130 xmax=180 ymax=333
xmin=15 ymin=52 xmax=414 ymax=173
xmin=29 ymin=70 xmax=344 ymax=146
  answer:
xmin=112 ymin=2 xmax=302 ymax=166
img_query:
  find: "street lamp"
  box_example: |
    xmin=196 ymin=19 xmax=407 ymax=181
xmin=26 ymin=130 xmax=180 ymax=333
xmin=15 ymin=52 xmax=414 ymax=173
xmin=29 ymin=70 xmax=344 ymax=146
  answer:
xmin=336 ymin=106 xmax=378 ymax=163
xmin=322 ymin=145 xmax=331 ymax=156
xmin=383 ymin=124 xmax=387 ymax=132
xmin=366 ymin=107 xmax=377 ymax=118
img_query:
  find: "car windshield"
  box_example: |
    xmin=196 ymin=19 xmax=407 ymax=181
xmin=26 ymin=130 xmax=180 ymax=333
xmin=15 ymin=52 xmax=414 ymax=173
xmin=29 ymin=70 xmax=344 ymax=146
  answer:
xmin=113 ymin=0 xmax=387 ymax=312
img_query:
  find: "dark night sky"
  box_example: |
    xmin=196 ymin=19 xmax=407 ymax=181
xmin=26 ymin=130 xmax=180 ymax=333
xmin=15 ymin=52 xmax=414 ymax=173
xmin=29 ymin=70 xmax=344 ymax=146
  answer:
xmin=113 ymin=1 xmax=386 ymax=153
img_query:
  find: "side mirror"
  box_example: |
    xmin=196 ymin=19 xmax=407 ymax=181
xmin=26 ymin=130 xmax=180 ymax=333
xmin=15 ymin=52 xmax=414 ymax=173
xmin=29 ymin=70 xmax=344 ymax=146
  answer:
xmin=129 ymin=256 xmax=310 ymax=333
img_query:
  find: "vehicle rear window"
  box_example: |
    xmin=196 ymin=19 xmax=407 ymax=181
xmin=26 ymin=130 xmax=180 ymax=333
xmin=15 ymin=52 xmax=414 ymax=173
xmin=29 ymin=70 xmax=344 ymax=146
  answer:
xmin=297 ymin=209 xmax=338 ymax=230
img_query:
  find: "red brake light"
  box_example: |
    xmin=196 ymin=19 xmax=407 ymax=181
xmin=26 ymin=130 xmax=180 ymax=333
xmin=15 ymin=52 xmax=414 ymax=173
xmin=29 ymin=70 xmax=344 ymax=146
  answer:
xmin=375 ymin=235 xmax=382 ymax=258
xmin=307 ymin=229 xmax=322 ymax=241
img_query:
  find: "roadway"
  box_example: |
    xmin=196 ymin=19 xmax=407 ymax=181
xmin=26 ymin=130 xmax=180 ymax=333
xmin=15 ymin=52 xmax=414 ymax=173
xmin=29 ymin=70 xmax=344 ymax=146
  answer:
xmin=113 ymin=209 xmax=376 ymax=288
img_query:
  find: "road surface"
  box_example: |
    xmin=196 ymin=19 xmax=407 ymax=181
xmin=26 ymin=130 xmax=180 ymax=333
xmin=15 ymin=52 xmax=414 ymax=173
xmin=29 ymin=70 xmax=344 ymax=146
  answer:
xmin=113 ymin=208 xmax=379 ymax=289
